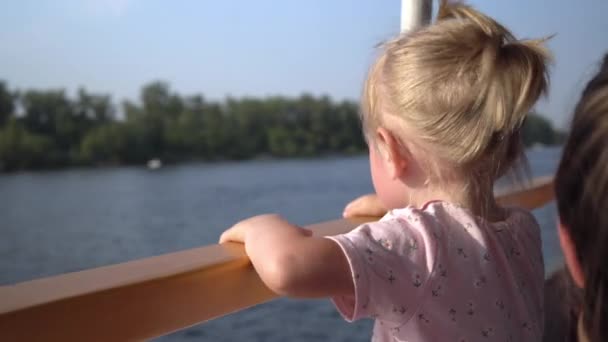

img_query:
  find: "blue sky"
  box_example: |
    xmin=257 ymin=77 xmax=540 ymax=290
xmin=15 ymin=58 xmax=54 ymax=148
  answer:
xmin=1 ymin=0 xmax=606 ymax=127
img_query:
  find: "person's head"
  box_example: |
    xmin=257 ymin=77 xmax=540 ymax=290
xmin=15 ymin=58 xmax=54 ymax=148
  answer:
xmin=362 ymin=0 xmax=550 ymax=209
xmin=556 ymin=54 xmax=608 ymax=341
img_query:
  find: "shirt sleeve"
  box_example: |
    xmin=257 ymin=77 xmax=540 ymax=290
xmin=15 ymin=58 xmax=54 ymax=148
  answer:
xmin=326 ymin=211 xmax=440 ymax=326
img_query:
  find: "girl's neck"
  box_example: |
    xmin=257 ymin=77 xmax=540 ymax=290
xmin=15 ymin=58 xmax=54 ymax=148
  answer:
xmin=406 ymin=180 xmax=505 ymax=222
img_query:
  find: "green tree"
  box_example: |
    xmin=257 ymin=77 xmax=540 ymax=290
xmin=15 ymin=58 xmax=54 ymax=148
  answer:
xmin=0 ymin=81 xmax=14 ymax=126
xmin=80 ymin=123 xmax=129 ymax=164
xmin=201 ymin=103 xmax=229 ymax=159
xmin=141 ymin=81 xmax=183 ymax=120
xmin=20 ymin=90 xmax=81 ymax=165
xmin=123 ymin=81 xmax=185 ymax=160
xmin=522 ymin=113 xmax=557 ymax=147
xmin=225 ymin=97 xmax=270 ymax=159
xmin=268 ymin=126 xmax=298 ymax=157
xmin=75 ymin=88 xmax=114 ymax=125
xmin=0 ymin=118 xmax=54 ymax=171
xmin=21 ymin=90 xmax=71 ymax=137
xmin=164 ymin=96 xmax=207 ymax=158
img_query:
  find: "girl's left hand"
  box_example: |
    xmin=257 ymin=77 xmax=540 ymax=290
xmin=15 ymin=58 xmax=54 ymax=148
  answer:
xmin=343 ymin=193 xmax=387 ymax=218
xmin=219 ymin=214 xmax=311 ymax=244
xmin=218 ymin=213 xmax=350 ymax=297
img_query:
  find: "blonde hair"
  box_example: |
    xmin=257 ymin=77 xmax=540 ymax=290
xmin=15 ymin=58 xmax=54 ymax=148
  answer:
xmin=362 ymin=0 xmax=551 ymax=183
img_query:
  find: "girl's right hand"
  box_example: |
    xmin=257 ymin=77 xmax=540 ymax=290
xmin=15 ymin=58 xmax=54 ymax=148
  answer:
xmin=343 ymin=193 xmax=388 ymax=218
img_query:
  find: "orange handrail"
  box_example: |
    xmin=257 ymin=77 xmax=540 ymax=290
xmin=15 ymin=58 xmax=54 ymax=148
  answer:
xmin=0 ymin=176 xmax=554 ymax=341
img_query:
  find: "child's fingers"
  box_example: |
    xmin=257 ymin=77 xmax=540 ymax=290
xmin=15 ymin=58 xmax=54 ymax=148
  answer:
xmin=219 ymin=226 xmax=244 ymax=244
xmin=218 ymin=230 xmax=231 ymax=244
xmin=343 ymin=194 xmax=382 ymax=218
xmin=343 ymin=196 xmax=365 ymax=217
xmin=220 ymin=214 xmax=287 ymax=243
xmin=344 ymin=194 xmax=389 ymax=218
xmin=343 ymin=201 xmax=358 ymax=217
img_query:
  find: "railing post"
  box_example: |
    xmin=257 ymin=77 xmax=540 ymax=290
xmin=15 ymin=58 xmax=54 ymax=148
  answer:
xmin=401 ymin=0 xmax=433 ymax=33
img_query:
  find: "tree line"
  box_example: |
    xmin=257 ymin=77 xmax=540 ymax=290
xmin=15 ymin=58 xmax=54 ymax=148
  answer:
xmin=0 ymin=80 xmax=563 ymax=172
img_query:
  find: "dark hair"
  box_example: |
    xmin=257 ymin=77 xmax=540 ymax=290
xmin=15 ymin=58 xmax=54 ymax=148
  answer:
xmin=543 ymin=268 xmax=582 ymax=342
xmin=555 ymin=54 xmax=608 ymax=341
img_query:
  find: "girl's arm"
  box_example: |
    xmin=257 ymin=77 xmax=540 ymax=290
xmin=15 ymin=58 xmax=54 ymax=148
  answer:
xmin=220 ymin=214 xmax=353 ymax=298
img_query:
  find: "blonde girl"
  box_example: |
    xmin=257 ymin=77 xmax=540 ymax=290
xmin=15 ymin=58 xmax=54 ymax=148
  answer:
xmin=220 ymin=2 xmax=550 ymax=340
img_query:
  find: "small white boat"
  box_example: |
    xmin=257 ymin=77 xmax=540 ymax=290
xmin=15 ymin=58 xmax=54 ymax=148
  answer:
xmin=147 ymin=159 xmax=162 ymax=170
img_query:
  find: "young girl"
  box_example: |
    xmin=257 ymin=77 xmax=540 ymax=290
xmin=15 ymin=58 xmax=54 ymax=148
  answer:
xmin=220 ymin=2 xmax=550 ymax=340
xmin=554 ymin=54 xmax=608 ymax=342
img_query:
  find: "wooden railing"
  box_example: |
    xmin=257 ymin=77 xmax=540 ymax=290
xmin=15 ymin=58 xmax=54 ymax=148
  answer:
xmin=0 ymin=176 xmax=554 ymax=341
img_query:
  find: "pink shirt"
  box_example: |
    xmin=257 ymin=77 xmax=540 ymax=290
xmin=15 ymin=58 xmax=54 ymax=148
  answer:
xmin=327 ymin=201 xmax=544 ymax=341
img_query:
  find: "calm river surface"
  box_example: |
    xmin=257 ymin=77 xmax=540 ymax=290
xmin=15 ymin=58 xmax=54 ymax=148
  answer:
xmin=0 ymin=148 xmax=562 ymax=341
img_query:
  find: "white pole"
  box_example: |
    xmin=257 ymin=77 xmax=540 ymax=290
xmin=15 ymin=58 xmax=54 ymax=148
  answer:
xmin=401 ymin=0 xmax=433 ymax=33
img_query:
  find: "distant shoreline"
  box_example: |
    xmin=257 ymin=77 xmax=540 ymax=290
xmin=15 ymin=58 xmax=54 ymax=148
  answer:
xmin=0 ymin=81 xmax=565 ymax=174
xmin=0 ymin=151 xmax=370 ymax=174
xmin=0 ymin=146 xmax=565 ymax=175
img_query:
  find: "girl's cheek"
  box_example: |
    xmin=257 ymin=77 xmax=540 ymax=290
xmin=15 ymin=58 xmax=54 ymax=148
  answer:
xmin=369 ymin=147 xmax=406 ymax=209
xmin=369 ymin=149 xmax=385 ymax=193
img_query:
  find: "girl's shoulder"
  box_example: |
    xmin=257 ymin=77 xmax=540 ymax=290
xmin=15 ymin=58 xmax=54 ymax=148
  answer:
xmin=383 ymin=201 xmax=540 ymax=242
xmin=387 ymin=200 xmax=537 ymax=223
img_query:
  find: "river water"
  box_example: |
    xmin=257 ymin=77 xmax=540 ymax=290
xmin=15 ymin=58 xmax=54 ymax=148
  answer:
xmin=0 ymin=147 xmax=562 ymax=341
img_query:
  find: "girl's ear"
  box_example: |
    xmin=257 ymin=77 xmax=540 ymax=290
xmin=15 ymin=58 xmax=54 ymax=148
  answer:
xmin=558 ymin=222 xmax=585 ymax=288
xmin=375 ymin=127 xmax=408 ymax=179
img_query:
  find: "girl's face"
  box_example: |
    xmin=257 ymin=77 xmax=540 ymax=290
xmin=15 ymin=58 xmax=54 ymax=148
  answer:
xmin=369 ymin=143 xmax=408 ymax=210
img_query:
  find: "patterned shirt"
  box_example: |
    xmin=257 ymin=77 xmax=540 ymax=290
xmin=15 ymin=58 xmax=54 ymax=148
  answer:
xmin=327 ymin=201 xmax=544 ymax=342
